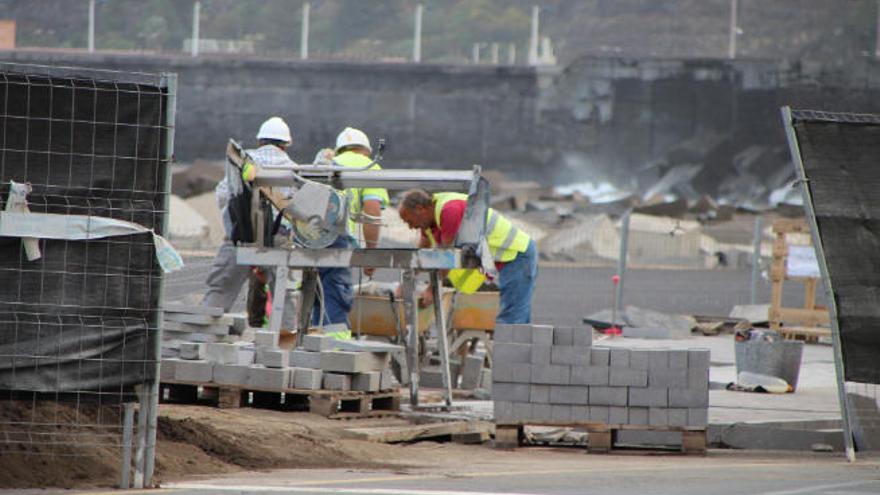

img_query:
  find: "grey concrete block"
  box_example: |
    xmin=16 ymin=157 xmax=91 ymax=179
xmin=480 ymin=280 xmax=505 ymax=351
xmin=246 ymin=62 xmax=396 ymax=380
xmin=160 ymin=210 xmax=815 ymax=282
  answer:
xmin=589 ymin=347 xmax=610 ymax=366
xmin=609 ymin=368 xmax=648 ymax=387
xmin=460 ymin=354 xmax=485 ymax=389
xmin=323 ymin=372 xmax=352 ymax=391
xmin=570 ymin=366 xmax=609 ymax=386
xmin=494 ymin=383 xmax=531 ymax=402
xmin=647 ymin=350 xmax=669 ymax=370
xmin=628 ymin=407 xmax=649 ymax=426
xmin=480 ymin=369 xmax=492 ymax=392
xmin=688 ymin=407 xmax=709 ymax=427
xmin=609 ymin=407 xmax=629 ymax=424
xmin=512 ymin=402 xmax=532 ymax=421
xmin=160 ymin=359 xmax=178 ymax=381
xmin=494 ymin=343 xmax=531 ymax=365
xmin=589 ymin=406 xmax=609 ymax=423
xmin=572 ymin=326 xmax=593 ymax=347
xmin=668 ymin=408 xmax=689 ymax=427
xmin=530 ymin=385 xmax=550 ymax=403
xmin=164 ymin=331 xmax=221 ymax=343
xmin=420 ymin=368 xmax=445 ymax=388
xmin=532 ymin=403 xmax=554 ymax=421
xmin=293 ymin=367 xmax=323 ymax=390
xmin=289 ymin=350 xmax=321 ymax=369
xmin=688 ymin=349 xmax=711 ymax=370
xmin=179 ymin=342 xmax=205 ymax=360
xmin=588 ymin=387 xmax=628 ymax=406
xmin=494 ymin=400 xmax=514 ymax=423
xmin=304 ymin=334 xmax=335 ymax=352
xmin=256 ymin=348 xmax=289 ymax=368
xmin=213 ymin=364 xmax=250 ymax=386
xmin=493 ymin=324 xmax=515 ymax=344
xmin=669 ymin=388 xmax=708 ymax=408
xmin=549 ymin=385 xmax=588 ymax=405
xmin=253 ymin=330 xmax=276 ymax=347
xmin=205 ymin=343 xmax=239 ymax=365
xmin=247 ymin=366 xmax=290 ymax=389
xmin=532 ymin=325 xmax=554 ymax=346
xmin=668 ymin=350 xmax=688 ymax=369
xmin=687 ymin=368 xmax=709 ymax=391
xmin=510 ymin=324 xmax=533 ymax=344
xmin=571 ymin=406 xmax=589 ymax=421
xmin=649 ymin=407 xmax=669 ymax=427
xmin=174 ymin=360 xmax=214 ymax=382
xmin=553 ymin=327 xmax=573 ymax=346
xmin=381 ymin=368 xmax=399 ymax=391
xmin=552 ymin=405 xmax=572 ymax=422
xmin=629 ymin=387 xmax=668 ymax=407
xmin=320 ymin=351 xmax=384 ymax=373
xmin=530 ymin=345 xmax=552 ymax=365
xmin=531 ymin=365 xmax=570 ymax=385
xmin=352 ymin=371 xmax=381 ymax=392
xmin=492 ymin=363 xmax=531 ymax=383
xmin=609 ymin=348 xmax=630 ymax=368
xmin=649 ymin=369 xmax=688 ymax=389
xmin=235 ymin=345 xmax=256 ymax=365
xmin=166 ymin=304 xmax=225 ymax=317
xmin=629 ymin=349 xmax=650 ymax=370
xmin=551 ymin=346 xmax=590 ymax=366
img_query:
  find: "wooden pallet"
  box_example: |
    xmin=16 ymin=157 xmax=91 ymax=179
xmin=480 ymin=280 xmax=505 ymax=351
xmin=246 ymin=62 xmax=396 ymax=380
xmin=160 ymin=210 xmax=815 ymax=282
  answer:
xmin=494 ymin=422 xmax=706 ymax=455
xmin=159 ymin=380 xmax=401 ymax=419
xmin=779 ymin=325 xmax=831 ymax=344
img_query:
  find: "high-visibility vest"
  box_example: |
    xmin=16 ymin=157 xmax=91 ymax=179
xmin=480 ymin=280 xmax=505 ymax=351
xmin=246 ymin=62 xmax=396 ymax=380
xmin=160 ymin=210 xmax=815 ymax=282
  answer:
xmin=427 ymin=193 xmax=531 ymax=293
xmin=332 ymin=152 xmax=390 ymax=239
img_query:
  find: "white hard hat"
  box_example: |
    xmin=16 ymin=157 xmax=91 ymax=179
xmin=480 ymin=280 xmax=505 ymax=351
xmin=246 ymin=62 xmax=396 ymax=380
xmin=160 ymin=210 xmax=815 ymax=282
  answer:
xmin=335 ymin=127 xmax=371 ymax=153
xmin=256 ymin=116 xmax=292 ymax=144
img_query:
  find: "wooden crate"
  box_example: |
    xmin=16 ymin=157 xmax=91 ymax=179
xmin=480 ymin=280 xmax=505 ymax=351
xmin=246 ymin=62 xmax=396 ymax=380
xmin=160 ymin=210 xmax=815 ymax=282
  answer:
xmin=494 ymin=422 xmax=706 ymax=455
xmin=160 ymin=380 xmax=401 ymax=419
xmin=768 ymin=219 xmax=830 ymax=339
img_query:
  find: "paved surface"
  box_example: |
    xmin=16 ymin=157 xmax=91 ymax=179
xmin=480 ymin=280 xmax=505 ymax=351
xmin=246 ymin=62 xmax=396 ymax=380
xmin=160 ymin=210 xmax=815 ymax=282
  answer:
xmin=68 ymin=451 xmax=880 ymax=495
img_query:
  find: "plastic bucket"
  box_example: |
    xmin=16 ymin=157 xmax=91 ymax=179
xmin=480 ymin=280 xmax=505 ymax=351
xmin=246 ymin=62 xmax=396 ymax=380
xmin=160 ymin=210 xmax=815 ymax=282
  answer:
xmin=734 ymin=339 xmax=805 ymax=391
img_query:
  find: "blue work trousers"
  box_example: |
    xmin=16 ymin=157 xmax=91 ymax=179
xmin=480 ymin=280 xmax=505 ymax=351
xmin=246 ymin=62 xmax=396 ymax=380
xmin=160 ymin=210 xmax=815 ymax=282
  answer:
xmin=496 ymin=239 xmax=538 ymax=324
xmin=311 ymin=235 xmax=354 ymax=326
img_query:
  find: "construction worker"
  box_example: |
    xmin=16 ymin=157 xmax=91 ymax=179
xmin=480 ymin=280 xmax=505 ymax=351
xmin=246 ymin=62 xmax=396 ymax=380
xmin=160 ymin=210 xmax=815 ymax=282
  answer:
xmin=311 ymin=127 xmax=389 ymax=337
xmin=201 ymin=117 xmax=295 ymax=327
xmin=398 ymin=189 xmax=538 ymax=324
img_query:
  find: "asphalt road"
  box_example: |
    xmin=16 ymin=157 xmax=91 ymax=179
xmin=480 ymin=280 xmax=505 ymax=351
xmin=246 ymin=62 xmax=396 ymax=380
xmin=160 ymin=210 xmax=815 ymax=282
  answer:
xmin=69 ymin=450 xmax=880 ymax=495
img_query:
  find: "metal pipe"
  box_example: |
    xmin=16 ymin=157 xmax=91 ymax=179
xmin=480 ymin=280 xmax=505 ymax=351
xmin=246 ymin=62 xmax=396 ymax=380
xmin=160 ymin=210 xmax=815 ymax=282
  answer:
xmin=750 ymin=216 xmax=764 ymax=305
xmin=191 ymin=0 xmax=200 ymax=57
xmin=402 ymin=270 xmax=419 ymax=406
xmin=119 ymin=403 xmax=134 ymax=489
xmin=301 ymin=2 xmax=310 ymax=60
xmin=133 ymin=386 xmax=148 ymax=489
xmin=614 ymin=211 xmax=631 ymax=320
xmin=727 ymin=0 xmax=738 ymax=59
xmin=413 ymin=4 xmax=423 ymax=63
xmin=528 ymin=6 xmax=539 ymax=65
xmin=87 ymin=0 xmax=96 ymax=53
xmin=780 ymin=106 xmax=856 ymax=462
xmin=431 ymin=272 xmax=453 ymax=407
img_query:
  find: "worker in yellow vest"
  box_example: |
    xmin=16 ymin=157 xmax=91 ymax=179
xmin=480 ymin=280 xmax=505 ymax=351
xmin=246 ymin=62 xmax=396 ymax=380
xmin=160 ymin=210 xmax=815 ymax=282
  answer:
xmin=398 ymin=189 xmax=538 ymax=324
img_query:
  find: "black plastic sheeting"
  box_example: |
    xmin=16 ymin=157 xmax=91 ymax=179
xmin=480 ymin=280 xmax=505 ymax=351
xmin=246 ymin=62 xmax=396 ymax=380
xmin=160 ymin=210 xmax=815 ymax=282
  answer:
xmin=789 ymin=110 xmax=880 ymax=385
xmin=0 ymin=68 xmax=170 ymax=393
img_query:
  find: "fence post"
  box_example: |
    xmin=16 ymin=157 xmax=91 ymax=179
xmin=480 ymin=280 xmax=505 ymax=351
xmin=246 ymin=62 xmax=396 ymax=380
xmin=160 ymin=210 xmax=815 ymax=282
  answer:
xmin=301 ymin=2 xmax=310 ymax=60
xmin=119 ymin=403 xmax=134 ymax=489
xmin=750 ymin=216 xmax=764 ymax=304
xmin=191 ymin=0 xmax=200 ymax=57
xmin=614 ymin=211 xmax=631 ymax=321
xmin=87 ymin=0 xmax=95 ymax=52
xmin=413 ymin=4 xmax=423 ymax=62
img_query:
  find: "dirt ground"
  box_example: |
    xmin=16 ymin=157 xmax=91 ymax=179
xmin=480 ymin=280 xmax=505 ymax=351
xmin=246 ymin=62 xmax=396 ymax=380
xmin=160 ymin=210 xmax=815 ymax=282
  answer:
xmin=0 ymin=401 xmax=429 ymax=489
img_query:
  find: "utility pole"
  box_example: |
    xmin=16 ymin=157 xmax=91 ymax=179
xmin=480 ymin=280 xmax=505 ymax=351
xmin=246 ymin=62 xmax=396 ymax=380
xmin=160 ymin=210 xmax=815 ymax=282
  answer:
xmin=191 ymin=0 xmax=200 ymax=57
xmin=528 ymin=5 xmax=539 ymax=65
xmin=727 ymin=0 xmax=738 ymax=59
xmin=87 ymin=0 xmax=95 ymax=52
xmin=301 ymin=2 xmax=310 ymax=60
xmin=413 ymin=4 xmax=423 ymax=62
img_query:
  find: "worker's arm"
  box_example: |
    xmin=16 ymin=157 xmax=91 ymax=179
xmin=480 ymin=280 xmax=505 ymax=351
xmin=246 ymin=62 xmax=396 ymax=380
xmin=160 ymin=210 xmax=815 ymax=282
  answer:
xmin=362 ymin=199 xmax=382 ymax=249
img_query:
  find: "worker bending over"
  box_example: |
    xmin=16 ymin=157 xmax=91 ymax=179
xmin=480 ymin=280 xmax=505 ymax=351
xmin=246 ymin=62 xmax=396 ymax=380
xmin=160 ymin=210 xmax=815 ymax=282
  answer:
xmin=312 ymin=127 xmax=389 ymax=336
xmin=398 ymin=189 xmax=538 ymax=324
xmin=202 ymin=116 xmax=295 ymax=326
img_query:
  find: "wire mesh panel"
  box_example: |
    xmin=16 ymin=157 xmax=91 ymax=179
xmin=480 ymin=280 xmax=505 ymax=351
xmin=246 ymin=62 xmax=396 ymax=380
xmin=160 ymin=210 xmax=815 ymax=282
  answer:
xmin=0 ymin=63 xmax=173 ymax=484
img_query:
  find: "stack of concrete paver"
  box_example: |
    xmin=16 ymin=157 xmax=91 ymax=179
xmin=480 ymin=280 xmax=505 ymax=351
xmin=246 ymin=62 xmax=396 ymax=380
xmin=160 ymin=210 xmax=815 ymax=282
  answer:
xmin=492 ymin=323 xmax=709 ymax=428
xmin=161 ymin=305 xmax=246 ymax=358
xmin=161 ymin=332 xmax=399 ymax=394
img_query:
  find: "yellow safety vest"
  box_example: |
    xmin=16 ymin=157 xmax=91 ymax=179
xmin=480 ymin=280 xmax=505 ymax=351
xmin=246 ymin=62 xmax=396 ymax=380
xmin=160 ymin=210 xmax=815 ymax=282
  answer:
xmin=427 ymin=193 xmax=530 ymax=294
xmin=332 ymin=152 xmax=390 ymax=239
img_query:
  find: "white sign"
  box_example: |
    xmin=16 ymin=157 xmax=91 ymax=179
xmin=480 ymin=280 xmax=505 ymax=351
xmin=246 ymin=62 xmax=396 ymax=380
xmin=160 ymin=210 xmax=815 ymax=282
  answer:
xmin=787 ymin=245 xmax=821 ymax=278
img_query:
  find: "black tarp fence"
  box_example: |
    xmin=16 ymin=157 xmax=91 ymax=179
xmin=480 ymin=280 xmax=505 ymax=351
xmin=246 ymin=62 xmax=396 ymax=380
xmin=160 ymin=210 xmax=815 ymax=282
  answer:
xmin=0 ymin=64 xmax=171 ymax=397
